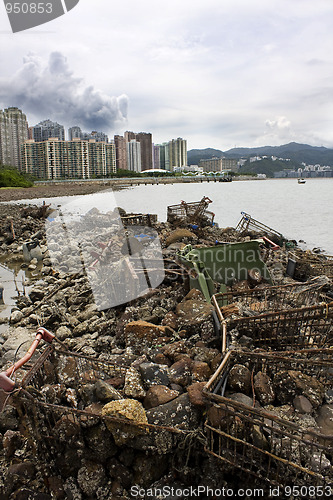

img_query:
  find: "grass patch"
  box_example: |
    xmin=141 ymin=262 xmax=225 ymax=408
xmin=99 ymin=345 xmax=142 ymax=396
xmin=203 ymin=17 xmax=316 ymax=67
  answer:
xmin=0 ymin=165 xmax=34 ymax=188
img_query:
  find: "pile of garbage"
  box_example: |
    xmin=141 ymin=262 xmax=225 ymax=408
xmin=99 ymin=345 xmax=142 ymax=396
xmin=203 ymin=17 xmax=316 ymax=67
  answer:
xmin=0 ymin=200 xmax=332 ymax=499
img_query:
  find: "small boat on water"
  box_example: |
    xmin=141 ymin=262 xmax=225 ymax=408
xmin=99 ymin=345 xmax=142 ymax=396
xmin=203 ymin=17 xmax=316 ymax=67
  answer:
xmin=298 ymin=178 xmax=306 ymax=184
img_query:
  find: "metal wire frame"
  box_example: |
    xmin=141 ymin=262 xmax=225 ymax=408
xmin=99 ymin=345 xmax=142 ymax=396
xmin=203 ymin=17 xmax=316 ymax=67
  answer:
xmin=212 ymin=284 xmax=333 ymax=350
xmin=309 ymin=256 xmax=333 ymax=279
xmin=121 ymin=214 xmax=157 ymax=227
xmin=235 ymin=212 xmax=285 ymax=243
xmin=167 ymin=197 xmax=215 ymax=226
xmin=8 ymin=345 xmax=198 ymax=470
xmin=203 ymin=350 xmax=333 ymax=487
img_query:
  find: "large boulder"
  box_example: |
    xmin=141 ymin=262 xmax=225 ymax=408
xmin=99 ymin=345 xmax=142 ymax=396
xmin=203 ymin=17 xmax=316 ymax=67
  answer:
xmin=143 ymin=385 xmax=179 ymax=409
xmin=101 ymin=399 xmax=148 ymax=446
xmin=124 ymin=320 xmax=170 ymax=348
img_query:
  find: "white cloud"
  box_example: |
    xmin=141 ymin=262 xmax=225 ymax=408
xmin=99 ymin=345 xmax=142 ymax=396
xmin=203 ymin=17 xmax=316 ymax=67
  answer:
xmin=1 ymin=0 xmax=333 ymax=149
xmin=0 ymin=51 xmax=128 ymax=132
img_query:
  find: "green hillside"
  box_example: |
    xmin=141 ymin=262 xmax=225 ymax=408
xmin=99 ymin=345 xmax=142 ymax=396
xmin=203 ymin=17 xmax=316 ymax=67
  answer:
xmin=239 ymin=158 xmax=301 ymax=177
xmin=188 ymin=142 xmax=333 ymax=166
xmin=0 ymin=165 xmax=34 ymax=188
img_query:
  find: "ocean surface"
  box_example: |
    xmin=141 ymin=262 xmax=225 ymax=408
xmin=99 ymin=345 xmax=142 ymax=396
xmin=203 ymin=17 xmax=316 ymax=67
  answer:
xmin=14 ymin=177 xmax=333 ymax=254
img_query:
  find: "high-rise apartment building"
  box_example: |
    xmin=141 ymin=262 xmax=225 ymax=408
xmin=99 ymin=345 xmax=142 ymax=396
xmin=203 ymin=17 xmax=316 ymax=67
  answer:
xmin=0 ymin=107 xmax=28 ymax=168
xmin=29 ymin=119 xmax=65 ymax=142
xmin=126 ymin=139 xmax=141 ymax=172
xmin=114 ymin=135 xmax=127 ymax=170
xmin=153 ymin=144 xmax=160 ymax=169
xmin=158 ymin=142 xmax=170 ymax=171
xmin=22 ymin=138 xmax=116 ymax=180
xmin=156 ymin=138 xmax=187 ymax=171
xmin=124 ymin=131 xmax=153 ymax=170
xmin=68 ymin=126 xmax=108 ymax=143
xmin=169 ymin=137 xmax=187 ymax=170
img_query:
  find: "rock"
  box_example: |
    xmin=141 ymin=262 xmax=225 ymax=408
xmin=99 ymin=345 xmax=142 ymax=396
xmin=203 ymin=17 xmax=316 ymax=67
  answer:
xmin=101 ymin=399 xmax=148 ymax=445
xmin=28 ymin=287 xmax=45 ymax=302
xmin=73 ymin=318 xmax=96 ymax=337
xmin=238 ymin=335 xmax=254 ymax=348
xmin=187 ymin=382 xmax=207 ymax=408
xmin=316 ymin=404 xmax=333 ymax=435
xmin=0 ymin=404 xmax=19 ymax=431
xmin=273 ymin=370 xmax=324 ymax=408
xmin=55 ymin=325 xmax=72 ymax=341
xmin=165 ymin=229 xmax=197 ymax=246
xmin=151 ymin=352 xmax=172 ymax=366
xmin=175 ymin=299 xmax=214 ymax=332
xmin=77 ymin=462 xmax=106 ymax=497
xmin=7 ymin=461 xmax=35 ymax=481
xmin=139 ymin=362 xmax=170 ymax=388
xmin=162 ymin=340 xmax=189 ymax=361
xmin=190 ymin=360 xmax=212 ymax=381
xmin=77 ymin=303 xmax=99 ymax=322
xmin=251 ymin=425 xmax=269 ymax=450
xmin=54 ymin=415 xmax=81 ymax=442
xmin=132 ymin=453 xmax=168 ymax=488
xmin=143 ymin=385 xmax=179 ymax=409
xmin=184 ymin=289 xmax=206 ymax=301
xmin=106 ymin=458 xmax=132 ymax=489
xmin=324 ymin=388 xmax=333 ymax=404
xmin=125 ymin=320 xmax=169 ymax=346
xmin=309 ymin=453 xmax=331 ymax=473
xmin=124 ymin=367 xmax=146 ymax=399
xmin=46 ymin=476 xmax=65 ymax=500
xmin=169 ymin=358 xmax=193 ymax=387
xmin=227 ymin=364 xmax=252 ymax=394
xmin=3 ymin=430 xmax=24 ymax=458
xmin=94 ymin=379 xmax=122 ymax=402
xmin=207 ymin=404 xmax=228 ymax=427
xmin=228 ymin=393 xmax=256 ymax=407
xmin=161 ymin=311 xmax=178 ymax=329
xmin=146 ymin=394 xmax=199 ymax=429
xmin=254 ymin=371 xmax=275 ymax=405
xmin=293 ymin=395 xmax=313 ymax=414
xmin=57 ymin=356 xmax=77 ymax=387
xmin=10 ymin=310 xmax=24 ymax=323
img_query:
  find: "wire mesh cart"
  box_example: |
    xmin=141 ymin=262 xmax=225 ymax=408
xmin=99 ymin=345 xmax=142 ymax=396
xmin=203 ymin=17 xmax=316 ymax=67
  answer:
xmin=212 ymin=283 xmax=333 ymax=351
xmin=235 ymin=212 xmax=286 ymax=246
xmin=204 ymin=349 xmax=333 ymax=488
xmin=0 ymin=328 xmax=194 ymax=480
xmin=167 ymin=197 xmax=215 ymax=226
xmin=309 ymin=255 xmax=333 ymax=280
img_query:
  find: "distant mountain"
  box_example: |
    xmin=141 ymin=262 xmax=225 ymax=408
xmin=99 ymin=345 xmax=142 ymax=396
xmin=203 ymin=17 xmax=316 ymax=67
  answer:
xmin=239 ymin=158 xmax=301 ymax=178
xmin=187 ymin=148 xmax=224 ymax=165
xmin=188 ymin=142 xmax=333 ymax=166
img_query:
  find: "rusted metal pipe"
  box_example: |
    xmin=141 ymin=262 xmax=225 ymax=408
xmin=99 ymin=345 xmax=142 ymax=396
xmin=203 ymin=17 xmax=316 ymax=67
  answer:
xmin=0 ymin=327 xmax=55 ymax=392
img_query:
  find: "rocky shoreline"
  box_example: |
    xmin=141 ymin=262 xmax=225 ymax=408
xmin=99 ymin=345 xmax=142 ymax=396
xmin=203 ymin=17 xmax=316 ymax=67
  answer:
xmin=0 ymin=198 xmax=332 ymax=499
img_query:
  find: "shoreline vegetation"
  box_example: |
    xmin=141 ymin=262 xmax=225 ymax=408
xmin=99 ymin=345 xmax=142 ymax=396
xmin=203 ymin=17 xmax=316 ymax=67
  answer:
xmin=0 ymin=165 xmax=34 ymax=189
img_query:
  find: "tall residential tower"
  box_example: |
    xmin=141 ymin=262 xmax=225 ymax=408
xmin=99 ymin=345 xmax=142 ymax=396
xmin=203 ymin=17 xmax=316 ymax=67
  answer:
xmin=0 ymin=107 xmax=28 ymax=168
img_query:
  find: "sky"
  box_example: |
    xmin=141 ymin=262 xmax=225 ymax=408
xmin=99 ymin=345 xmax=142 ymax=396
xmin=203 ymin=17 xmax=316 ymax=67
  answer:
xmin=1 ymin=0 xmax=333 ymax=151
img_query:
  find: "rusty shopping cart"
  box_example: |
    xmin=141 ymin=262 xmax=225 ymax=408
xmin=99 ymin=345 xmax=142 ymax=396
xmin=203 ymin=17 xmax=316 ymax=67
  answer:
xmin=212 ymin=282 xmax=333 ymax=351
xmin=0 ymin=328 xmax=194 ymax=479
xmin=204 ymin=349 xmax=333 ymax=488
xmin=235 ymin=212 xmax=286 ymax=246
xmin=167 ymin=197 xmax=215 ymax=226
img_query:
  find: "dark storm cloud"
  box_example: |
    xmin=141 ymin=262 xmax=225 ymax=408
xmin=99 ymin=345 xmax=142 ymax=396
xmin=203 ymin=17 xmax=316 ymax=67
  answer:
xmin=0 ymin=52 xmax=128 ymax=130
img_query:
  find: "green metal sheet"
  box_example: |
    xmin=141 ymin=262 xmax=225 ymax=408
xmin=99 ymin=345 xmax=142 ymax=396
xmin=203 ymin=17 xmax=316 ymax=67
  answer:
xmin=178 ymin=241 xmax=273 ymax=302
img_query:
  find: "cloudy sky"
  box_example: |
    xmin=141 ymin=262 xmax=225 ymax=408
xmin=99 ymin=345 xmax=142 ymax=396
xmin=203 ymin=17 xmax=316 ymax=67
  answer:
xmin=1 ymin=0 xmax=333 ymax=150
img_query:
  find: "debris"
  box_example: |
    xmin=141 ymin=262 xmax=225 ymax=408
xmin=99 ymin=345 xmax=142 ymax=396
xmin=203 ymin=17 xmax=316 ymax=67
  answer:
xmin=1 ymin=197 xmax=333 ymax=496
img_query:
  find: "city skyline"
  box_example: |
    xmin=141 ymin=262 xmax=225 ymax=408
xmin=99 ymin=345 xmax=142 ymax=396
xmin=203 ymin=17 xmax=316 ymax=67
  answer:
xmin=1 ymin=1 xmax=333 ymax=151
